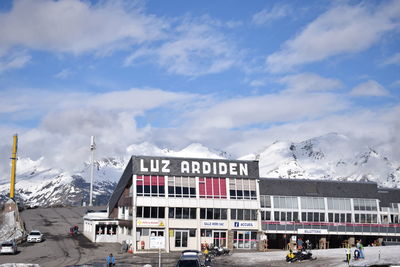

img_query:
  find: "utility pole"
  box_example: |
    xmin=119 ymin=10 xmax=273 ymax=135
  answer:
xmin=89 ymin=136 xmax=96 ymax=206
xmin=10 ymin=134 xmax=18 ymax=199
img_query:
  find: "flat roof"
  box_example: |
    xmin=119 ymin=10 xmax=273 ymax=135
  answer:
xmin=259 ymin=178 xmax=400 ymax=206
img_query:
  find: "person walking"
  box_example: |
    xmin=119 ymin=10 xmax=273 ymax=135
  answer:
xmin=356 ymin=240 xmax=365 ymax=259
xmin=106 ymin=253 xmax=115 ymax=266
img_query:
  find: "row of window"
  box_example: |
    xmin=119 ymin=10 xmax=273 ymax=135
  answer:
xmin=137 ymin=206 xmax=165 ymax=218
xmin=261 ymin=195 xmax=381 ymax=212
xmin=231 ymin=209 xmax=258 ymax=220
xmin=136 ymin=175 xmax=257 ymax=200
xmin=354 ymin=199 xmax=378 ymax=211
xmin=136 ymin=207 xmax=257 ymax=220
xmin=261 ymin=210 xmax=382 ymax=224
xmin=355 ymin=213 xmax=378 ymax=223
xmin=200 ymin=208 xmax=228 ymax=220
xmin=169 ymin=207 xmax=197 ymax=219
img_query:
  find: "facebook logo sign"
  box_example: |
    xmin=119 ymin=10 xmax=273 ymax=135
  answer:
xmin=234 ymin=222 xmax=239 ymax=227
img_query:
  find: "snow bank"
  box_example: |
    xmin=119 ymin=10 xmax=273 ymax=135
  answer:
xmin=225 ymin=246 xmax=400 ymax=266
xmin=0 ymin=211 xmax=24 ymax=243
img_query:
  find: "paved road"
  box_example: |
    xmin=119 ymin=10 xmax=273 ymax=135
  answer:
xmin=0 ymin=206 xmax=122 ymax=266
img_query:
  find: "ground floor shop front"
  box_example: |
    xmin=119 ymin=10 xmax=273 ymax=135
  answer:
xmin=135 ymin=226 xmax=259 ymax=252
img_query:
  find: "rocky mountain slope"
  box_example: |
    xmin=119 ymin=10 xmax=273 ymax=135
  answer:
xmin=0 ymin=134 xmax=399 ymax=207
xmin=240 ymin=133 xmax=400 ymax=188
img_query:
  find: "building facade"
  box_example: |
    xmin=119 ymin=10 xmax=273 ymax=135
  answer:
xmin=84 ymin=156 xmax=261 ymax=252
xmin=83 ymin=155 xmax=400 ymax=252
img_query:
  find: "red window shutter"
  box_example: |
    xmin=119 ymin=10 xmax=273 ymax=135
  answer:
xmin=144 ymin=175 xmax=151 ymax=186
xmin=206 ymin=178 xmax=213 ymax=198
xmin=199 ymin=178 xmax=206 ymax=196
xmin=158 ymin=176 xmax=165 ymax=186
xmin=136 ymin=175 xmax=143 ymax=185
xmin=220 ymin=178 xmax=227 ymax=197
xmin=213 ymin=178 xmax=220 ymax=197
xmin=151 ymin=175 xmax=158 ymax=185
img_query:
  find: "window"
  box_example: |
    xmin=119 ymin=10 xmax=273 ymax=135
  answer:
xmin=137 ymin=175 xmax=165 ymax=197
xmin=199 ymin=177 xmax=227 ymax=198
xmin=260 ymin=195 xmax=272 ymax=208
xmin=200 ymin=208 xmax=228 ymax=220
xmin=231 ymin=209 xmax=257 ymax=220
xmin=201 ymin=229 xmax=212 ymax=237
xmin=353 ymin=198 xmax=378 ymax=211
xmin=301 ymin=197 xmax=324 ymax=210
xmin=273 ymin=196 xmax=298 ymax=209
xmin=169 ymin=207 xmax=197 ymax=219
xmin=261 ymin=211 xmax=271 ymax=221
xmin=175 ymin=230 xmax=188 ymax=248
xmin=137 ymin=207 xmax=165 ymax=218
xmin=229 ymin=178 xmax=257 ymax=200
xmin=168 ymin=176 xmax=196 ymax=198
xmin=327 ymin=198 xmax=351 ymax=211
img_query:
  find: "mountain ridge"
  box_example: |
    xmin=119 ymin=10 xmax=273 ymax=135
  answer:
xmin=1 ymin=133 xmax=398 ymax=207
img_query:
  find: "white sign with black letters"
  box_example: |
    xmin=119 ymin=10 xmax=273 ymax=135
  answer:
xmin=232 ymin=221 xmax=257 ymax=228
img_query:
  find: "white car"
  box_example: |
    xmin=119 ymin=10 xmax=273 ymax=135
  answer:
xmin=27 ymin=230 xmax=44 ymax=243
xmin=0 ymin=240 xmax=18 ymax=254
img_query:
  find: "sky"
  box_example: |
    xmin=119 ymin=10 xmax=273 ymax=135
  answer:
xmin=0 ymin=0 xmax=399 ymax=178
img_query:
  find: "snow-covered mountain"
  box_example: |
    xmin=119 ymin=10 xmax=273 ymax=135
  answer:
xmin=0 ymin=134 xmax=399 ymax=207
xmin=0 ymin=143 xmax=225 ymax=207
xmin=241 ymin=133 xmax=400 ymax=188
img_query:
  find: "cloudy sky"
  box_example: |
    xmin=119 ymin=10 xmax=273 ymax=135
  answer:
xmin=0 ymin=0 xmax=399 ymax=178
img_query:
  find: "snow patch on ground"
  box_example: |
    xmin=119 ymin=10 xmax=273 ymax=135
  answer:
xmin=223 ymin=246 xmax=400 ymax=266
xmin=0 ymin=211 xmax=24 ymax=242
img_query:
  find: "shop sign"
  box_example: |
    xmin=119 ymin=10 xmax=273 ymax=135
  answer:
xmin=149 ymin=236 xmax=165 ymax=249
xmin=137 ymin=219 xmax=165 ymax=227
xmin=133 ymin=156 xmax=259 ymax=178
xmin=232 ymin=221 xmax=256 ymax=228
xmin=298 ymin=229 xmax=328 ymax=235
xmin=201 ymin=221 xmax=226 ymax=228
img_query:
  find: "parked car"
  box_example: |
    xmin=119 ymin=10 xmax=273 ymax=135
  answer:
xmin=0 ymin=240 xmax=18 ymax=255
xmin=27 ymin=230 xmax=44 ymax=243
xmin=176 ymin=250 xmax=204 ymax=267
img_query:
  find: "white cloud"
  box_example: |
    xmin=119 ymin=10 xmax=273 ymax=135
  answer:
xmin=185 ymin=92 xmax=348 ymax=130
xmin=279 ymin=73 xmax=342 ymax=93
xmin=0 ymin=50 xmax=31 ymax=73
xmin=350 ymin=80 xmax=389 ymax=96
xmin=54 ymin=68 xmax=73 ymax=79
xmin=0 ymin=0 xmax=166 ymax=55
xmin=0 ymin=87 xmax=198 ymax=174
xmin=381 ymin=52 xmax=400 ymax=66
xmin=125 ymin=18 xmax=239 ymax=76
xmin=249 ymin=80 xmax=266 ymax=87
xmin=266 ymin=1 xmax=400 ymax=72
xmin=222 ymin=106 xmax=400 ymax=158
xmin=252 ymin=4 xmax=291 ymax=25
xmin=391 ymin=80 xmax=400 ymax=88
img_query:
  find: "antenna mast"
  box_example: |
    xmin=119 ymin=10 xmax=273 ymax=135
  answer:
xmin=10 ymin=134 xmax=18 ymax=199
xmin=89 ymin=136 xmax=96 ymax=206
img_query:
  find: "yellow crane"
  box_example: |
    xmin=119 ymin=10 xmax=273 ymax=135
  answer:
xmin=10 ymin=134 xmax=18 ymax=199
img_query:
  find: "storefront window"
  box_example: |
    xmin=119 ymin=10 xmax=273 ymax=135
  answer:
xmin=175 ymin=230 xmax=188 ymax=248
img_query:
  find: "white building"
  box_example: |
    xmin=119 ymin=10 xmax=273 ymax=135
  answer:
xmin=84 ymin=156 xmax=261 ymax=252
xmin=83 ymin=155 xmax=400 ymax=252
